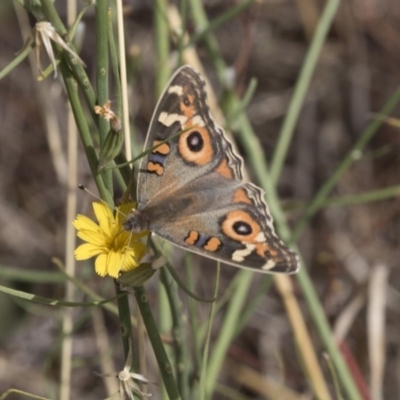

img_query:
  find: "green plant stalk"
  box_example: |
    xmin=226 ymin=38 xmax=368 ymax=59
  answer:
xmin=108 ymin=7 xmax=122 ymax=118
xmin=160 ymin=267 xmax=191 ymax=400
xmin=163 ymin=261 xmax=215 ymax=303
xmin=188 ymin=0 xmax=226 ymax=83
xmin=324 ymin=353 xmax=344 ymax=400
xmin=40 ymin=0 xmax=98 ymax=123
xmin=196 ymin=272 xmax=244 ymax=344
xmin=177 ymin=0 xmax=187 ymax=65
xmin=285 ymin=184 xmax=400 ymax=213
xmin=59 ymin=61 xmax=113 ymax=205
xmin=322 ymin=185 xmax=400 ymax=208
xmin=0 ymin=283 xmax=125 ymax=308
xmin=234 ymin=275 xmax=273 ymax=337
xmin=115 ymin=152 xmax=136 ymax=200
xmin=270 ymin=0 xmax=341 ymax=185
xmin=215 ymin=384 xmax=252 ymax=400
xmin=225 ymin=77 xmax=258 ymax=130
xmin=134 ymin=285 xmax=182 ymax=400
xmin=95 ymin=0 xmax=113 ymax=192
xmin=0 ymin=42 xmax=33 ymax=80
xmin=150 ymin=249 xmax=174 ymax=400
xmin=55 ymin=261 xmax=122 ymax=317
xmin=0 ymin=388 xmax=51 ymax=400
xmin=233 ymin=105 xmax=362 ymax=400
xmin=184 ymin=255 xmax=202 ymax=374
xmin=292 ymin=84 xmax=400 ymax=242
xmin=114 ymin=280 xmax=138 ymax=370
xmin=205 ymin=271 xmax=253 ymax=396
xmin=0 ymin=266 xmax=65 ymax=283
xmin=154 ymin=0 xmax=171 ymax=96
xmin=45 ymin=308 xmax=94 ymax=398
xmin=153 ymin=10 xmax=173 ymax=397
xmin=158 ymin=282 xmax=173 ymax=400
xmin=95 ymin=0 xmax=110 ymax=144
xmin=199 ymin=263 xmax=220 ymax=400
xmin=188 ymin=0 xmax=256 ymax=48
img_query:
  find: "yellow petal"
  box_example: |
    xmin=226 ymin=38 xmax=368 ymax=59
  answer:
xmin=121 ymin=243 xmax=147 ymax=272
xmin=107 ymin=251 xmax=123 ymax=278
xmin=74 ymin=243 xmax=104 ymax=260
xmin=95 ymin=253 xmax=108 ymax=277
xmin=114 ymin=231 xmax=130 ymax=249
xmin=129 ymin=241 xmax=147 ymax=259
xmin=121 ymin=253 xmax=138 ymax=271
xmin=73 ymin=214 xmax=100 ymax=232
xmin=93 ymin=202 xmax=114 ymax=236
xmin=77 ymin=229 xmax=107 ymax=246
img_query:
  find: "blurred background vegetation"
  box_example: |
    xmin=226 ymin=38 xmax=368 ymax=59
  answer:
xmin=0 ymin=0 xmax=399 ymax=399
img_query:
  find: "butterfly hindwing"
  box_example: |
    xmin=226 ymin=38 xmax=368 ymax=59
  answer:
xmin=149 ymin=182 xmax=298 ymax=273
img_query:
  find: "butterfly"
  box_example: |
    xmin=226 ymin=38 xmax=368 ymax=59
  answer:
xmin=123 ymin=65 xmax=299 ymax=274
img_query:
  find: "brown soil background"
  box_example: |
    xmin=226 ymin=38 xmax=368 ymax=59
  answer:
xmin=0 ymin=0 xmax=399 ymax=399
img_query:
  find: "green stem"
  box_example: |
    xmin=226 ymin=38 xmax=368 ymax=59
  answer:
xmin=188 ymin=0 xmax=226 ymax=83
xmin=134 ymin=285 xmax=182 ymax=400
xmin=95 ymin=0 xmax=110 ymax=143
xmin=154 ymin=0 xmax=171 ymax=95
xmin=59 ymin=61 xmax=112 ymax=205
xmin=185 ymin=255 xmax=202 ymax=375
xmin=199 ymin=263 xmax=220 ymax=400
xmin=0 ymin=42 xmax=33 ymax=80
xmin=160 ymin=268 xmax=191 ymax=399
xmin=270 ymin=0 xmax=341 ymax=185
xmin=40 ymin=0 xmax=98 ymax=123
xmin=205 ymin=271 xmax=253 ymax=396
xmin=95 ymin=0 xmax=113 ymax=192
xmin=292 ymin=84 xmax=400 ymax=242
xmin=177 ymin=0 xmax=187 ymax=66
xmin=234 ymin=275 xmax=273 ymax=336
xmin=108 ymin=7 xmax=122 ymax=118
xmin=322 ymin=185 xmax=400 ymax=208
xmin=188 ymin=0 xmax=256 ymax=48
xmin=114 ymin=281 xmax=137 ymax=369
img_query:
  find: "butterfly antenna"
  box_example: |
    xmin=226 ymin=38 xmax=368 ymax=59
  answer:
xmin=78 ymin=184 xmax=103 ymax=200
xmin=78 ymin=184 xmax=130 ymax=220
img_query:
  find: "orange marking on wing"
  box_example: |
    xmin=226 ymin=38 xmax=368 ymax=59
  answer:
xmin=185 ymin=230 xmax=199 ymax=245
xmin=147 ymin=162 xmax=164 ymax=176
xmin=178 ymin=127 xmax=213 ymax=165
xmin=180 ymin=94 xmax=196 ymax=120
xmin=221 ymin=210 xmax=261 ymax=243
xmin=153 ymin=140 xmax=170 ymax=155
xmin=215 ymin=158 xmax=233 ymax=179
xmin=204 ymin=237 xmax=222 ymax=252
xmin=233 ymin=188 xmax=252 ymax=204
xmin=255 ymin=243 xmax=277 ymax=258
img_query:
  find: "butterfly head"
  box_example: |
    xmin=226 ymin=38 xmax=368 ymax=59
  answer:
xmin=123 ymin=209 xmax=150 ymax=234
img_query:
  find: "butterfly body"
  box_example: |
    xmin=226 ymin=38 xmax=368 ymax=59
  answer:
xmin=124 ymin=66 xmax=299 ymax=274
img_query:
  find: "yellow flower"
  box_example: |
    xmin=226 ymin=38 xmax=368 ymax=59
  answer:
xmin=73 ymin=202 xmax=147 ymax=278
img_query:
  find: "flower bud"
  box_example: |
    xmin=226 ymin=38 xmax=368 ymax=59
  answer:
xmin=118 ymin=263 xmax=156 ymax=287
